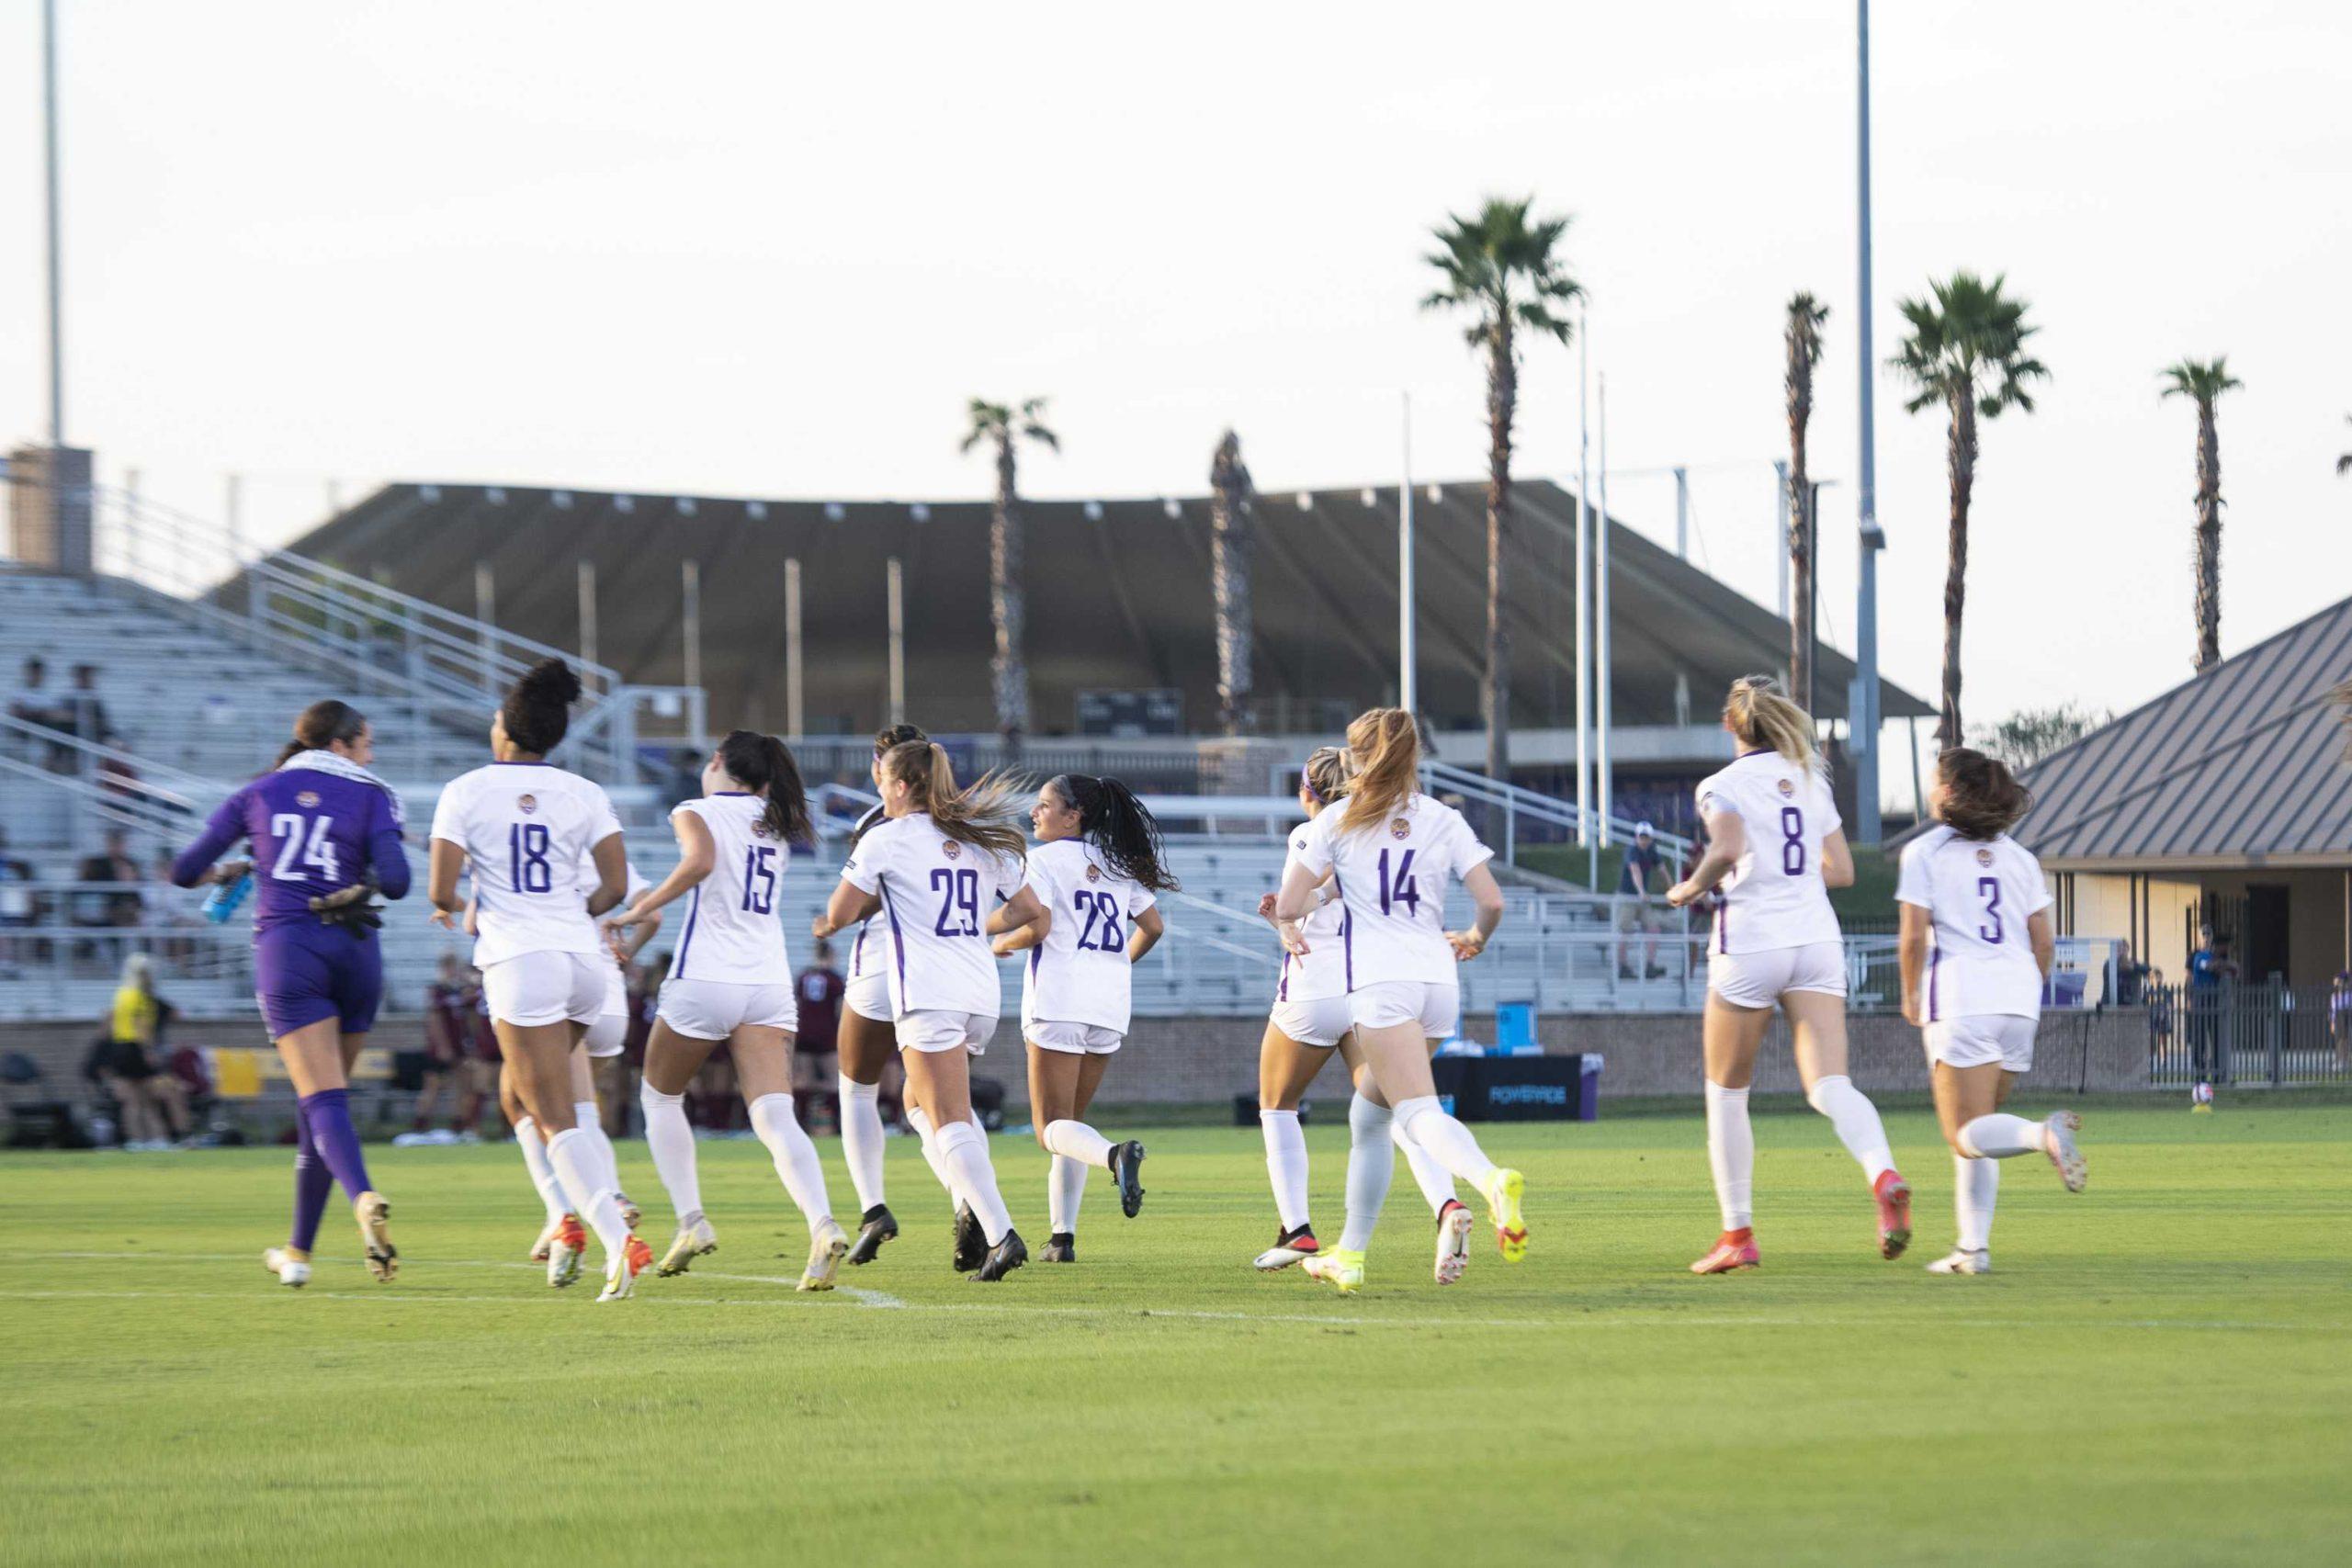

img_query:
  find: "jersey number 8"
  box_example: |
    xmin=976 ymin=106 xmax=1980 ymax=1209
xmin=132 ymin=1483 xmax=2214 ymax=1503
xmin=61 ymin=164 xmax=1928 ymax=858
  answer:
xmin=1779 ymin=807 xmax=1805 ymax=876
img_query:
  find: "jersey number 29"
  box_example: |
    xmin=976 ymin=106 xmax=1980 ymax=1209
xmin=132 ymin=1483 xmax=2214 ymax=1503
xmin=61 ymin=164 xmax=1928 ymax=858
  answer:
xmin=931 ymin=866 xmax=979 ymax=937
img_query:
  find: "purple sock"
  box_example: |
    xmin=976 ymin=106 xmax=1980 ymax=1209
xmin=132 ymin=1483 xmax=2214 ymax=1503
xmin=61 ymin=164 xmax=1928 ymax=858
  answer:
xmin=289 ymin=1105 xmax=334 ymax=1252
xmin=297 ymin=1088 xmax=375 ymax=1204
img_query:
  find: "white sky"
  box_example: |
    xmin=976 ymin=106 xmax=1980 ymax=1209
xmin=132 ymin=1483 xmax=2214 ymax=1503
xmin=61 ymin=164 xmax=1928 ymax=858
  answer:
xmin=2 ymin=0 xmax=2346 ymax=741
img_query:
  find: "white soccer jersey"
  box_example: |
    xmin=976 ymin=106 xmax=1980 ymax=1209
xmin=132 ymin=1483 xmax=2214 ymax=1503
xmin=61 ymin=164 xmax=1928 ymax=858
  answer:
xmin=1018 ymin=838 xmax=1157 ymax=1034
xmin=1693 ymin=750 xmax=1843 ymax=954
xmin=840 ymin=811 xmax=1024 ymax=1017
xmin=1295 ymin=792 xmax=1493 ymax=988
xmin=1276 ymin=819 xmax=1349 ymax=1005
xmin=431 ymin=761 xmax=624 ymax=967
xmin=668 ymin=794 xmax=792 ymax=985
xmin=843 ymin=806 xmax=894 ymax=986
xmin=1897 ymin=825 xmax=2052 ymax=1021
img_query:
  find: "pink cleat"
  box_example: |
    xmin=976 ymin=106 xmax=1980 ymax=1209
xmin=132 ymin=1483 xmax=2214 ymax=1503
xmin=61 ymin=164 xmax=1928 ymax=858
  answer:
xmin=1690 ymin=1229 xmax=1760 ymax=1274
xmin=1874 ymin=1170 xmax=1913 ymax=1259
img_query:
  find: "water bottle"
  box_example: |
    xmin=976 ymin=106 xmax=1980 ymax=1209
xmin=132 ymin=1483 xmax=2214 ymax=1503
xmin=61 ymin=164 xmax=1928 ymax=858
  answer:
xmin=201 ymin=871 xmax=254 ymax=924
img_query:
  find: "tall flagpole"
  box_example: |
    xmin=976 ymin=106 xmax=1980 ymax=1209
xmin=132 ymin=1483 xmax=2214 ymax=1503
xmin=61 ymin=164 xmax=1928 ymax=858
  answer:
xmin=1399 ymin=392 xmax=1418 ymax=714
xmin=43 ymin=0 xmax=65 ymax=448
xmin=1854 ymin=0 xmax=1886 ymax=841
xmin=1575 ymin=308 xmax=1593 ymax=886
xmin=1596 ymin=371 xmax=1612 ymax=849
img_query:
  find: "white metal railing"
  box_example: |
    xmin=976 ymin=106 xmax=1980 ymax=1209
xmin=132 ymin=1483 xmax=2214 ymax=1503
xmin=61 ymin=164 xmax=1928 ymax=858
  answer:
xmin=0 ymin=713 xmax=226 ymax=852
xmin=1419 ymin=759 xmax=1694 ymax=874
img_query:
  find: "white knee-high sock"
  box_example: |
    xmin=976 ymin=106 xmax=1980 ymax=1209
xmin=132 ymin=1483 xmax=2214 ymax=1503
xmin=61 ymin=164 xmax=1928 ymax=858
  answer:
xmin=547 ymin=1125 xmax=628 ymax=1261
xmin=1340 ymin=1092 xmax=1397 ymax=1252
xmin=1048 ymin=1154 xmax=1087 ymax=1235
xmin=639 ymin=1085 xmax=704 ymax=1224
xmin=1392 ymin=1096 xmax=1500 ymax=1188
xmin=513 ymin=1115 xmax=569 ymax=1224
xmin=1393 ymin=1121 xmax=1458 ymax=1216
xmin=1260 ymin=1110 xmax=1311 ymax=1232
xmin=1042 ymin=1118 xmax=1114 ymax=1169
xmin=903 ymin=1104 xmax=961 ymax=1209
xmin=839 ymin=1076 xmax=888 ymax=1212
xmin=1805 ymin=1075 xmax=1896 ymax=1184
xmin=1703 ymin=1080 xmax=1755 ymax=1230
xmin=1957 ymin=1113 xmax=2047 ymax=1160
xmin=1953 ymin=1154 xmax=1999 ymax=1251
xmin=934 ymin=1120 xmax=1012 ymax=1245
xmin=574 ymin=1100 xmax=623 ymax=1198
xmin=749 ymin=1094 xmax=833 ymax=1234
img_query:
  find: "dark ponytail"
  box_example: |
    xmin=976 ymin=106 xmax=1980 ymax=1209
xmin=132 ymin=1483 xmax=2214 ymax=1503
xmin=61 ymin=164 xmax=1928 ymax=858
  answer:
xmin=273 ymin=699 xmax=368 ymax=770
xmin=873 ymin=722 xmax=928 ymax=756
xmin=1052 ymin=773 xmax=1179 ymax=893
xmin=718 ymin=728 xmax=813 ymax=842
xmin=501 ymin=659 xmax=581 ymax=755
xmin=1936 ymin=747 xmax=2034 ymax=840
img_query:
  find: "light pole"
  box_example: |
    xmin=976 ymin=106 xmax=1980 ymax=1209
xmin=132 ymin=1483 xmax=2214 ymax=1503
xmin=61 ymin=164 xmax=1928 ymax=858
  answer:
xmin=43 ymin=0 xmax=64 ymax=449
xmin=1854 ymin=0 xmax=1886 ymax=843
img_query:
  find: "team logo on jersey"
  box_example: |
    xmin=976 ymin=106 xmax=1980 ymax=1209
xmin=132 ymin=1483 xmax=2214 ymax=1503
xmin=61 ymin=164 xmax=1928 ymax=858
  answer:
xmin=751 ymin=821 xmax=772 ymax=840
xmin=296 ymin=790 xmax=321 ymax=808
xmin=1085 ymin=863 xmax=1102 ymax=882
xmin=517 ymin=794 xmax=538 ymax=815
xmin=1776 ymin=778 xmax=1794 ymax=797
xmin=1975 ymin=847 xmax=1995 ymax=867
xmin=1390 ymin=818 xmax=1412 ymax=840
xmin=942 ymin=839 xmax=962 ymax=859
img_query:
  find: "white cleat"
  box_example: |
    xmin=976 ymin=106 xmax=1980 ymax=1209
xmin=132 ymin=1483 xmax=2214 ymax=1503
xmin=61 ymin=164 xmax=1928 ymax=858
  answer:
xmin=594 ymin=1250 xmax=637 ymax=1303
xmin=2044 ymin=1111 xmax=2087 ymax=1193
xmin=262 ymin=1247 xmax=311 ymax=1288
xmin=1434 ymin=1200 xmax=1474 ymax=1285
xmin=529 ymin=1213 xmax=564 ymax=1263
xmin=657 ymin=1216 xmax=719 ymax=1277
xmin=547 ymin=1214 xmax=588 ymax=1288
xmin=1926 ymin=1248 xmax=1992 ymax=1275
xmin=798 ymin=1218 xmax=851 ymax=1292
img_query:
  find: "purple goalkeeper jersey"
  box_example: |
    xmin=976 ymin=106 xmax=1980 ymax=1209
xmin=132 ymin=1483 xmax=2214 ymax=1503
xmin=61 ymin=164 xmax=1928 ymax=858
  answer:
xmin=174 ymin=761 xmax=410 ymax=931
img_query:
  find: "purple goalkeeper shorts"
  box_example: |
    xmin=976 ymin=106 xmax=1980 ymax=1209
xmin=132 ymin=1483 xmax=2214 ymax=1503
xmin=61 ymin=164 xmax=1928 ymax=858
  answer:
xmin=254 ymin=923 xmax=384 ymax=1039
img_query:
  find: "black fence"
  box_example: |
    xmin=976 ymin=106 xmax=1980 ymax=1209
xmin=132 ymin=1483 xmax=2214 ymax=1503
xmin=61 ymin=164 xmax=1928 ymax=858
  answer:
xmin=2143 ymin=982 xmax=2351 ymax=1088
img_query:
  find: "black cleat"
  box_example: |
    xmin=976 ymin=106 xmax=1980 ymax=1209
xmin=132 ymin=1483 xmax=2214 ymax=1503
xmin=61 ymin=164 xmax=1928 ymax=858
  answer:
xmin=970 ymin=1228 xmax=1028 ymax=1282
xmin=845 ymin=1203 xmax=899 ymax=1267
xmin=951 ymin=1201 xmax=987 ymax=1273
xmin=1041 ymin=1232 xmax=1077 ymax=1263
xmin=1110 ymin=1140 xmax=1148 ymax=1218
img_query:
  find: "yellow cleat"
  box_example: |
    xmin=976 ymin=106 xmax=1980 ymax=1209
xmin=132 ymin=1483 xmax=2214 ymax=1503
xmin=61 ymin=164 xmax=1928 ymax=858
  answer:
xmin=1482 ymin=1168 xmax=1529 ymax=1263
xmin=353 ymin=1191 xmax=398 ymax=1282
xmin=1301 ymin=1247 xmax=1364 ymax=1294
xmin=798 ymin=1219 xmax=850 ymax=1292
xmin=657 ymin=1217 xmax=718 ymax=1277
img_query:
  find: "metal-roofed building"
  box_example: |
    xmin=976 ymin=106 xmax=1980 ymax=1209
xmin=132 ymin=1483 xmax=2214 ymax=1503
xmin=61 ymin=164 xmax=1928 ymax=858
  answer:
xmin=2023 ymin=595 xmax=2352 ymax=987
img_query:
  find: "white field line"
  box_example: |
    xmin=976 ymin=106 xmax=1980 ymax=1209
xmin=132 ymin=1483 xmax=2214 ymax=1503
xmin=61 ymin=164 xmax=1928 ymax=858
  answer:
xmin=17 ymin=1253 xmax=2341 ymax=1336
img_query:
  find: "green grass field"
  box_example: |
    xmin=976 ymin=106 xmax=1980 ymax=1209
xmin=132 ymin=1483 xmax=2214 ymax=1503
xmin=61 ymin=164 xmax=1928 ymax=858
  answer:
xmin=6 ymin=1098 xmax=2348 ymax=1566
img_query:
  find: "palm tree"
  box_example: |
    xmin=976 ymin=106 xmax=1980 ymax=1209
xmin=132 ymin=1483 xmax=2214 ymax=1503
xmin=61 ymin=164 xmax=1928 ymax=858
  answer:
xmin=1420 ymin=196 xmax=1583 ymax=783
xmin=1891 ymin=271 xmax=2049 ymax=749
xmin=1784 ymin=292 xmax=1829 ymax=713
xmin=1208 ymin=431 xmax=1256 ymax=735
xmin=960 ymin=397 xmax=1058 ymax=759
xmin=2160 ymin=357 xmax=2243 ymax=674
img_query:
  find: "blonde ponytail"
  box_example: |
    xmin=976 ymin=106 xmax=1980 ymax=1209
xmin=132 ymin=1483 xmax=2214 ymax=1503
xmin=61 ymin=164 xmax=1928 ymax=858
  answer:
xmin=1724 ymin=674 xmax=1818 ymax=768
xmin=880 ymin=740 xmax=1029 ymax=861
xmin=1338 ymin=707 xmax=1420 ymax=835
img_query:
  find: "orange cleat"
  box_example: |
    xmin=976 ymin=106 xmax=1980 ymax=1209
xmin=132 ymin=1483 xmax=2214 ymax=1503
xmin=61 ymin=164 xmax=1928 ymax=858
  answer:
xmin=1690 ymin=1228 xmax=1759 ymax=1274
xmin=625 ymin=1235 xmax=653 ymax=1277
xmin=1873 ymin=1170 xmax=1913 ymax=1260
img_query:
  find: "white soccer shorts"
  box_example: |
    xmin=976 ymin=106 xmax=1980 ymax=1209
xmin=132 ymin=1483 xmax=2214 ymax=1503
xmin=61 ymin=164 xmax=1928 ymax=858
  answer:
xmin=656 ymin=978 xmax=796 ymax=1042
xmin=582 ymin=1010 xmax=627 ymax=1059
xmin=844 ymin=970 xmax=893 ymax=1024
xmin=1925 ymin=1013 xmax=2037 ymax=1073
xmin=481 ymin=952 xmax=606 ymax=1030
xmin=1269 ymin=994 xmax=1352 ymax=1050
xmin=896 ymin=1010 xmax=997 ymax=1056
xmin=1027 ymin=1019 xmax=1124 ymax=1055
xmin=1707 ymin=940 xmax=1849 ymax=1010
xmin=1347 ymin=979 xmax=1461 ymax=1040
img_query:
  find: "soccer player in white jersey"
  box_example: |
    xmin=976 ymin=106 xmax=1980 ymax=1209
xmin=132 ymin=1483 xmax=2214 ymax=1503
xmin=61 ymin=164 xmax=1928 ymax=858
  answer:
xmin=1666 ymin=675 xmax=1912 ymax=1273
xmin=499 ymin=850 xmax=658 ymax=1286
xmin=609 ymin=731 xmax=850 ymax=1292
xmin=1253 ymin=748 xmax=1473 ymax=1283
xmin=1897 ymin=748 xmax=2087 ymax=1274
xmin=426 ymin=659 xmax=646 ymax=1302
xmin=830 ymin=723 xmax=930 ymax=1269
xmin=987 ymin=774 xmax=1173 ymax=1262
xmin=818 ymin=741 xmax=1032 ymax=1281
xmin=1274 ymin=708 xmax=1522 ymax=1294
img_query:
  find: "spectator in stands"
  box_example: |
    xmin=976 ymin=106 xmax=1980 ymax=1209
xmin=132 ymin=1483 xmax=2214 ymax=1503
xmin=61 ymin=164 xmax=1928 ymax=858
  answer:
xmin=65 ymin=664 xmax=112 ymax=748
xmin=74 ymin=829 xmax=143 ymax=964
xmin=85 ymin=953 xmax=189 ymax=1147
xmin=0 ymin=825 xmax=36 ymax=965
xmin=413 ymin=953 xmax=471 ymax=1133
xmin=1616 ymin=821 xmax=1669 ymax=980
xmin=793 ymin=939 xmax=845 ymax=1134
xmin=2110 ymin=940 xmax=2147 ymax=1008
xmin=7 ymin=656 xmax=72 ymax=769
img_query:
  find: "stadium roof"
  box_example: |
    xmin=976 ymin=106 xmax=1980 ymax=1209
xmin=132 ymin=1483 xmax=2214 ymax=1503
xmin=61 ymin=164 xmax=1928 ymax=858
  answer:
xmin=2018 ymin=595 xmax=2352 ymax=871
xmin=290 ymin=478 xmax=1928 ymax=741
